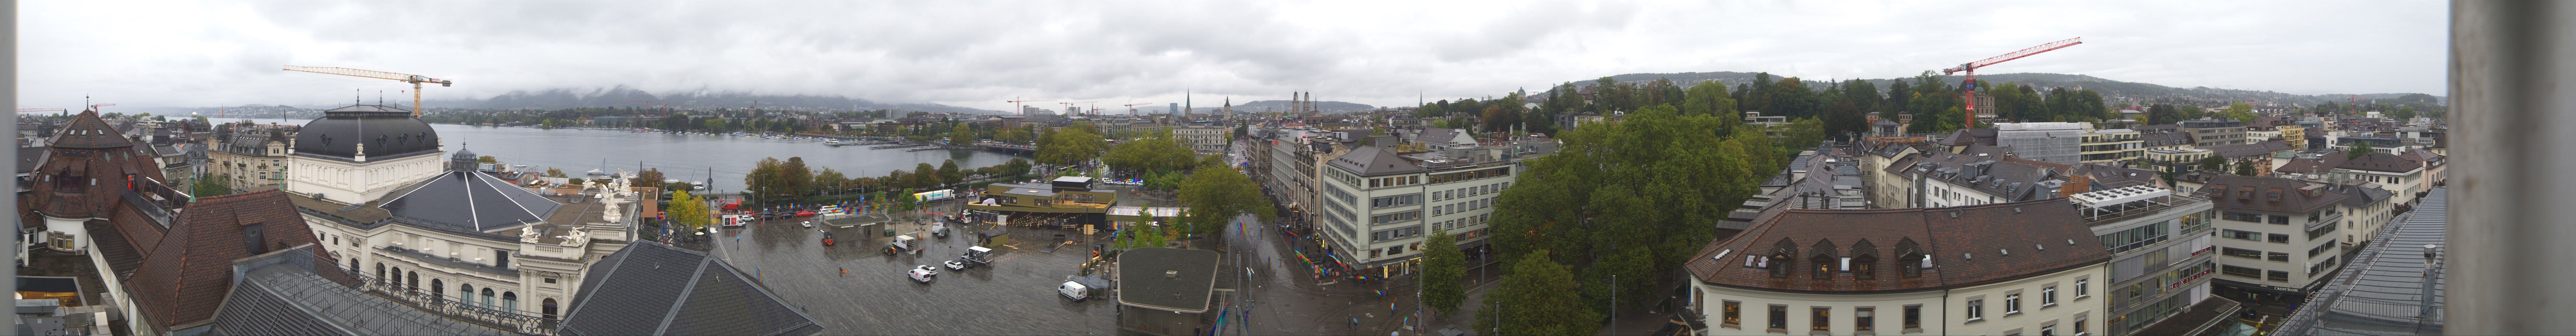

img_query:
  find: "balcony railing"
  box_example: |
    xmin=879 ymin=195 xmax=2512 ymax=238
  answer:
xmin=346 ymin=270 xmax=559 ymax=335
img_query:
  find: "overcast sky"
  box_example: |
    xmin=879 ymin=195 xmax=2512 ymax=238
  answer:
xmin=23 ymin=1 xmax=2446 ymax=112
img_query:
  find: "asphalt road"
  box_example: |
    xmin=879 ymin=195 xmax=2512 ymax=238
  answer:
xmin=709 ymin=204 xmax=1118 ymax=335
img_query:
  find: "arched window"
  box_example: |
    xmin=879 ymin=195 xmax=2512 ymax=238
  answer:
xmin=543 ymin=298 xmax=559 ymax=320
xmin=374 ymin=263 xmax=386 ymax=283
xmin=502 ymin=292 xmax=518 ymax=312
xmin=406 ymin=271 xmax=419 ymax=291
xmin=348 ymin=258 xmax=360 ymax=273
xmin=1768 ymin=239 xmax=1797 ymax=278
xmin=430 ymin=280 xmax=445 ymax=303
xmin=481 ymin=288 xmax=497 ymax=309
xmin=1852 ymin=240 xmax=1879 ymax=280
xmin=459 ymin=284 xmax=474 ymax=307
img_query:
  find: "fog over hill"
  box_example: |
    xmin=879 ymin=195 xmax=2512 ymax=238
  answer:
xmin=1556 ymin=72 xmax=2441 ymax=106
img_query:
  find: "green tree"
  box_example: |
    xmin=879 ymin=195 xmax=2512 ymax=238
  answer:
xmin=668 ymin=190 xmax=711 ymax=230
xmin=192 ymin=174 xmax=233 ymax=196
xmin=476 ymin=156 xmax=498 ymax=163
xmin=2235 ymin=158 xmax=2258 ymax=176
xmin=2198 ymin=155 xmax=2229 ymax=173
xmin=950 ymin=123 xmax=974 ymax=144
xmin=913 ymin=163 xmax=939 ymax=189
xmin=2348 ymin=143 xmax=2375 ymax=159
xmin=1036 ymin=124 xmax=1109 ymax=166
xmin=1472 ymin=251 xmax=1601 ymax=336
xmin=1004 ymin=158 xmax=1034 ymax=179
xmin=545 ymin=167 xmax=567 ymax=178
xmin=1175 ymin=162 xmax=1274 ymax=236
xmin=814 ymin=168 xmax=847 ymax=195
xmin=1489 ymin=105 xmax=1777 ymax=311
xmin=939 ymin=159 xmax=963 ymax=185
xmin=1779 ymin=117 xmax=1827 ymax=149
xmin=633 ymin=168 xmax=665 ymax=188
xmin=2390 ymin=106 xmax=2419 ymax=120
xmin=1421 ymin=230 xmax=1466 ymax=318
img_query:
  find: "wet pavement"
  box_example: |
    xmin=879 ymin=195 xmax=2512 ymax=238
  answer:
xmin=1221 ymin=211 xmax=1506 ymax=336
xmin=709 ymin=201 xmax=1118 ymax=335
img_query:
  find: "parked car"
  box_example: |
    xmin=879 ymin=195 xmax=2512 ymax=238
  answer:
xmin=797 ymin=210 xmax=817 ymax=217
xmin=908 ymin=265 xmax=938 ymax=283
xmin=802 ymin=220 xmax=813 ymax=228
xmin=944 ymin=259 xmax=975 ymax=270
xmin=1059 ymin=281 xmax=1090 ymax=301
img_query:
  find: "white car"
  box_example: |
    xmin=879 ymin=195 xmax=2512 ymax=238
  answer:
xmin=908 ymin=265 xmax=938 ymax=283
xmin=1059 ymin=281 xmax=1090 ymax=301
xmin=801 ymin=221 xmax=813 ymax=228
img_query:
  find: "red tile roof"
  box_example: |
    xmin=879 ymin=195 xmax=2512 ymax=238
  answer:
xmin=124 ymin=190 xmax=318 ymax=333
xmin=1685 ymin=199 xmax=2110 ymax=294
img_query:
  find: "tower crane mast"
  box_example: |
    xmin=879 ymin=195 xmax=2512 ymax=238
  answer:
xmin=1124 ymin=103 xmax=1155 ymax=116
xmin=1006 ymin=97 xmax=1056 ymax=116
xmin=1940 ymin=37 xmax=2082 ymax=129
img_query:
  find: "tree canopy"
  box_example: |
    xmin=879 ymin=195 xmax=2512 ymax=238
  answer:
xmin=1175 ymin=161 xmax=1273 ymax=236
xmin=1489 ymin=104 xmax=1781 ymax=310
xmin=1472 ymin=251 xmax=1601 ymax=336
xmin=1421 ymin=230 xmax=1466 ymax=318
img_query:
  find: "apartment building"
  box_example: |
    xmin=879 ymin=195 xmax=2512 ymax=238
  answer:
xmin=2196 ymin=176 xmax=2349 ymax=302
xmin=1317 ymin=144 xmax=1528 ymax=278
xmin=1682 ymin=200 xmax=2111 ymax=336
xmin=2179 ymin=119 xmax=2249 ymax=148
xmin=2080 ymin=128 xmax=2145 ymax=165
xmin=2068 ymin=185 xmax=2220 ymax=335
xmin=208 ymin=122 xmax=299 ymax=192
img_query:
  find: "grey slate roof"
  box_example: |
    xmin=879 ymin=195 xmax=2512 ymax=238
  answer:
xmin=2275 ymin=187 xmax=2447 ymax=336
xmin=209 ymin=247 xmax=507 ymax=336
xmin=2210 ymin=140 xmax=2295 ymax=159
xmin=378 ymin=169 xmax=565 ymax=232
xmin=561 ymin=242 xmax=823 ymax=336
xmin=1328 ymin=146 xmax=1426 ymax=177
xmin=292 ymin=104 xmax=441 ymax=162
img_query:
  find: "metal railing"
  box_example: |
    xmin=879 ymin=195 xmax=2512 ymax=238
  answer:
xmin=344 ymin=270 xmax=559 ymax=335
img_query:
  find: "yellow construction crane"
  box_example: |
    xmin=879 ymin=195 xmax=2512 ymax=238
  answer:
xmin=281 ymin=65 xmax=453 ymax=116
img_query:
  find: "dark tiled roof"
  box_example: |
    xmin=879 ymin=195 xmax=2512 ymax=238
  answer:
xmin=561 ymin=242 xmax=823 ymax=336
xmin=1958 ymin=144 xmax=2014 ymax=159
xmin=2277 ymin=154 xmax=2350 ymax=176
xmin=2210 ymin=140 xmax=2296 ymax=159
xmin=81 ymin=221 xmax=145 ymax=280
xmin=1684 ymin=199 xmax=2111 ymax=293
xmin=1889 ymin=151 xmax=2066 ymax=202
xmin=1115 ymin=247 xmax=1223 ymax=312
xmin=2337 ymin=152 xmax=2421 ymax=173
xmin=291 ymin=104 xmax=440 ymax=162
xmin=125 ymin=190 xmax=317 ymax=333
xmin=1328 ymin=146 xmax=1426 ymax=176
xmin=2193 ymin=176 xmax=2349 ymax=214
xmin=2136 ymin=124 xmax=2180 ymax=133
xmin=17 ymin=146 xmax=47 ymax=174
xmin=1939 ymin=128 xmax=1996 ymax=146
xmin=378 ymin=170 xmax=565 ymax=232
xmin=2141 ymin=132 xmax=2191 ymax=147
xmin=2073 ymin=164 xmax=2160 ymax=189
xmin=2333 ymin=185 xmax=2393 ymax=208
xmin=51 ymin=110 xmax=134 ymax=149
xmin=209 ymin=245 xmax=506 ymax=336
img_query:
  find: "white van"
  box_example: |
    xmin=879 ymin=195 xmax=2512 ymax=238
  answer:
xmin=1059 ymin=281 xmax=1090 ymax=301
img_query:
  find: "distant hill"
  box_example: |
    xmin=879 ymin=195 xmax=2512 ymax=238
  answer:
xmin=423 ymin=86 xmax=1002 ymax=114
xmin=1559 ymin=71 xmax=2441 ymax=106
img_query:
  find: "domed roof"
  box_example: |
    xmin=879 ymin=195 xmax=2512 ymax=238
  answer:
xmin=293 ymin=104 xmax=440 ymax=161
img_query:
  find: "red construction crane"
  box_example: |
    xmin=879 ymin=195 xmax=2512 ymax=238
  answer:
xmin=1942 ymin=37 xmax=2082 ymax=129
xmin=1124 ymin=103 xmax=1155 ymax=115
xmin=1006 ymin=97 xmax=1056 ymax=116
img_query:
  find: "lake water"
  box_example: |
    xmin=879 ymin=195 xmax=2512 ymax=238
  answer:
xmin=248 ymin=119 xmax=1025 ymax=193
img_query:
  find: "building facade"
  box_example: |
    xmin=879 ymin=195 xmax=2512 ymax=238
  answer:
xmin=1683 ymin=201 xmax=2110 ymax=336
xmin=2179 ymin=119 xmax=2248 ymax=148
xmin=1174 ymin=124 xmax=1230 ymax=154
xmin=284 ymin=104 xmax=642 ymax=324
xmin=2079 ymin=129 xmax=2144 ymax=165
xmin=2197 ymin=176 xmax=2348 ymax=302
xmin=1317 ymin=145 xmax=1519 ymax=277
xmin=208 ymin=122 xmax=299 ymax=192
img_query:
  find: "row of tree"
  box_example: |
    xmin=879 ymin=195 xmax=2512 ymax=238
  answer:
xmin=1436 ymin=105 xmax=1788 ymax=334
xmin=741 ymin=157 xmax=1033 ymax=202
